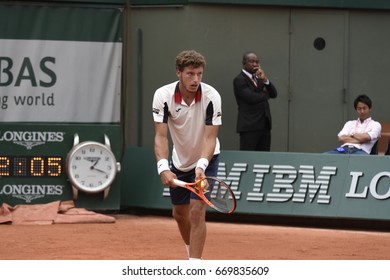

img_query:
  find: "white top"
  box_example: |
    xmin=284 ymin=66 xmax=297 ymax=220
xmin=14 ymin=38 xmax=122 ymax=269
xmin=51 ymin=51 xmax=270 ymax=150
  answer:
xmin=338 ymin=117 xmax=382 ymax=154
xmin=153 ymin=81 xmax=222 ymax=171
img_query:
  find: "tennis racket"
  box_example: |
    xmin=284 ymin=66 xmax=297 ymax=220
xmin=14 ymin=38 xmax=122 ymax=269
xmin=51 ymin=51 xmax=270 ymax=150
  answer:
xmin=172 ymin=177 xmax=236 ymax=214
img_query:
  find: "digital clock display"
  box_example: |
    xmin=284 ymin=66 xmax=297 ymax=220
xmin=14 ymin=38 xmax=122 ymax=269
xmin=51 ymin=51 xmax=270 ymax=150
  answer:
xmin=0 ymin=156 xmax=62 ymax=177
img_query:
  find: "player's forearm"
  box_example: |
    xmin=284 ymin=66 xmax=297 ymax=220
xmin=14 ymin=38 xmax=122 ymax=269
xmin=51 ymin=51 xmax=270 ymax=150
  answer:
xmin=201 ymin=138 xmax=216 ymax=160
xmin=200 ymin=126 xmax=219 ymax=160
xmin=154 ymin=135 xmax=169 ymax=161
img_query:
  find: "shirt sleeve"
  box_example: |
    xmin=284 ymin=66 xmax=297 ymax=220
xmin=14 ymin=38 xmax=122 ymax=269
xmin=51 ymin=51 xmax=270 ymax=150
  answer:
xmin=367 ymin=121 xmax=382 ymax=141
xmin=337 ymin=121 xmax=354 ymax=137
xmin=152 ymin=88 xmax=168 ymax=123
xmin=208 ymin=88 xmax=222 ymax=126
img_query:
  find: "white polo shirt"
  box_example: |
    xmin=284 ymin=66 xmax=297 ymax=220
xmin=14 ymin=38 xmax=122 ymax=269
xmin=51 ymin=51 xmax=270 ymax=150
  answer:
xmin=153 ymin=81 xmax=222 ymax=172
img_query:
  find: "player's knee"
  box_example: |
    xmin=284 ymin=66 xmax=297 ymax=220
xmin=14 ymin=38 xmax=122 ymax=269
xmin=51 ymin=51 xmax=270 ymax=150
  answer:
xmin=172 ymin=207 xmax=188 ymax=223
xmin=189 ymin=204 xmax=206 ymax=225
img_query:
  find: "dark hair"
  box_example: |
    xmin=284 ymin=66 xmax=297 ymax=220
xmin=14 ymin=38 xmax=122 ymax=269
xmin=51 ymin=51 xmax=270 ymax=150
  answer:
xmin=242 ymin=51 xmax=257 ymax=65
xmin=354 ymin=94 xmax=372 ymax=109
xmin=175 ymin=50 xmax=206 ymax=71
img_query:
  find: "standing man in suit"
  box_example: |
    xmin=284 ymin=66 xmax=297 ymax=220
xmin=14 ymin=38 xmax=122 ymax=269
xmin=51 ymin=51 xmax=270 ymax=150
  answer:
xmin=233 ymin=51 xmax=278 ymax=151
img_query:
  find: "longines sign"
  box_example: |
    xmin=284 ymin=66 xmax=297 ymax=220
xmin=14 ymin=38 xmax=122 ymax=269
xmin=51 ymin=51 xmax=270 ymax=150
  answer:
xmin=0 ymin=130 xmax=65 ymax=149
xmin=0 ymin=123 xmax=122 ymax=210
xmin=0 ymin=184 xmax=65 ymax=203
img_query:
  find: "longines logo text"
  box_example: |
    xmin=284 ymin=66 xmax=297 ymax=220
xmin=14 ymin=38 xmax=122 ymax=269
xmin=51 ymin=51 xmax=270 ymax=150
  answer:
xmin=0 ymin=184 xmax=65 ymax=203
xmin=0 ymin=130 xmax=65 ymax=149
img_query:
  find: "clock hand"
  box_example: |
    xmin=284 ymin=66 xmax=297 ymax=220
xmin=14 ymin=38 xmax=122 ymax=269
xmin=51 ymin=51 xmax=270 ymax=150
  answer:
xmin=92 ymin=158 xmax=100 ymax=167
xmin=91 ymin=166 xmax=108 ymax=175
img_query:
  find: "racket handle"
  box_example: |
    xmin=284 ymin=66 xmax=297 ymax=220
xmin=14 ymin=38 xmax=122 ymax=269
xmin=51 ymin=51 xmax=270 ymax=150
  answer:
xmin=173 ymin=179 xmax=186 ymax=187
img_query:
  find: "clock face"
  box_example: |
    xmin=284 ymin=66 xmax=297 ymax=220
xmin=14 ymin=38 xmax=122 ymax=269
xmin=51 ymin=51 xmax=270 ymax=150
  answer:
xmin=66 ymin=141 xmax=118 ymax=193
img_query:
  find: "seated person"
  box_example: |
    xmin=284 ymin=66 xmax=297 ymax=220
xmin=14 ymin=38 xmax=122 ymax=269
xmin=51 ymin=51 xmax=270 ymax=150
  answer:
xmin=326 ymin=94 xmax=381 ymax=155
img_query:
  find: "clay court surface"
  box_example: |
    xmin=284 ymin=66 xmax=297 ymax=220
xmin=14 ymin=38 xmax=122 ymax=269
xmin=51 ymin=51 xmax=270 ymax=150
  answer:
xmin=1 ymin=214 xmax=390 ymax=260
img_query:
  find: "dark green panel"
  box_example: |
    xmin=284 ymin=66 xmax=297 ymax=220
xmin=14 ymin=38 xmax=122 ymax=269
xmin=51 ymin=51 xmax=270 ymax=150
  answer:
xmin=131 ymin=0 xmax=390 ymax=10
xmin=120 ymin=146 xmax=168 ymax=208
xmin=27 ymin=0 xmax=127 ymax=4
xmin=131 ymin=0 xmax=187 ymax=4
xmin=0 ymin=4 xmax=123 ymax=41
xmin=57 ymin=0 xmax=127 ymax=4
xmin=192 ymin=0 xmax=390 ymax=10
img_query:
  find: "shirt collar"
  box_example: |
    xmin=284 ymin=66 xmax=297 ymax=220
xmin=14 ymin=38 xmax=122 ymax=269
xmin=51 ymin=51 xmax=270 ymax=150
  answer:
xmin=174 ymin=82 xmax=202 ymax=104
xmin=242 ymin=69 xmax=254 ymax=79
xmin=357 ymin=117 xmax=372 ymax=124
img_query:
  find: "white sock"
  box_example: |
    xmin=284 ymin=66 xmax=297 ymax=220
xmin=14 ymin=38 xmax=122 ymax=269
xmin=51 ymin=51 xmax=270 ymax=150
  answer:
xmin=189 ymin=257 xmax=202 ymax=260
xmin=185 ymin=244 xmax=190 ymax=258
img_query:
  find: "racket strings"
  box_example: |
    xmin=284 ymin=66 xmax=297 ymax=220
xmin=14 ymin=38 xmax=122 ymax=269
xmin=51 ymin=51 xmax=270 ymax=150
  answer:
xmin=205 ymin=178 xmax=235 ymax=213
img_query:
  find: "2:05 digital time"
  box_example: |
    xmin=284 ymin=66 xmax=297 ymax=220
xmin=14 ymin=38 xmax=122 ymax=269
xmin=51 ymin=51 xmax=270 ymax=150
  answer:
xmin=0 ymin=155 xmax=62 ymax=177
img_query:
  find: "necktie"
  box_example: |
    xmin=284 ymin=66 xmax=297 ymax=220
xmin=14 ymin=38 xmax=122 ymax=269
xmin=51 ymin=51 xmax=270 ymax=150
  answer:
xmin=251 ymin=74 xmax=258 ymax=87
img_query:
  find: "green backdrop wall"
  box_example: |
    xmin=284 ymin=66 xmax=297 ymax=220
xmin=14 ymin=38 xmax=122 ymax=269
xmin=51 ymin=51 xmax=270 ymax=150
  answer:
xmin=131 ymin=0 xmax=390 ymax=10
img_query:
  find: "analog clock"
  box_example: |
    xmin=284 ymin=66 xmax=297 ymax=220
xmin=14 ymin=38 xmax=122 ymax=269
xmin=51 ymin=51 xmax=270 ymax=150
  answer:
xmin=66 ymin=134 xmax=121 ymax=200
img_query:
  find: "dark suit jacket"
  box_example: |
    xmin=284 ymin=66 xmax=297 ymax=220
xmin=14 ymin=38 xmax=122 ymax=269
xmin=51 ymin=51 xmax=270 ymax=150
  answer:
xmin=233 ymin=71 xmax=278 ymax=133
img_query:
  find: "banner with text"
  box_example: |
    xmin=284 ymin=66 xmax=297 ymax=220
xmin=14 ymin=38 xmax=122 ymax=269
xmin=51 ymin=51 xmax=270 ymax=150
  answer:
xmin=0 ymin=4 xmax=122 ymax=122
xmin=122 ymin=148 xmax=390 ymax=221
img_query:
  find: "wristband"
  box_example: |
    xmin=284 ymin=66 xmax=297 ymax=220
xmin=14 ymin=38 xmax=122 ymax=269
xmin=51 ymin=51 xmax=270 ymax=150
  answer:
xmin=196 ymin=158 xmax=209 ymax=171
xmin=157 ymin=159 xmax=170 ymax=175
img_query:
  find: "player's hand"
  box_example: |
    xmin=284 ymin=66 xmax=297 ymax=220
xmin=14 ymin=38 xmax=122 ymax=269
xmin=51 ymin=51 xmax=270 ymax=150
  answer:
xmin=195 ymin=167 xmax=206 ymax=182
xmin=160 ymin=170 xmax=177 ymax=187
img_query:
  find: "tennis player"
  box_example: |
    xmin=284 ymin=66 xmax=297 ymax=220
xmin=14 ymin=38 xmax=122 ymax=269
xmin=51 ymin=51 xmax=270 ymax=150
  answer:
xmin=152 ymin=50 xmax=222 ymax=260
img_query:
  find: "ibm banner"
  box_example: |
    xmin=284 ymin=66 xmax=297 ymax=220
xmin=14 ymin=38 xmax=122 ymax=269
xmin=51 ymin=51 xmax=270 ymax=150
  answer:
xmin=122 ymin=147 xmax=390 ymax=221
xmin=0 ymin=4 xmax=122 ymax=122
